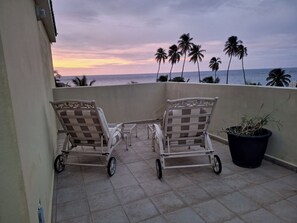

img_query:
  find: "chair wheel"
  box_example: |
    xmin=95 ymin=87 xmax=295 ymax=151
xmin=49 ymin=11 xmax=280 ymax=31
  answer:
xmin=156 ymin=159 xmax=162 ymax=179
xmin=213 ymin=155 xmax=222 ymax=174
xmin=54 ymin=154 xmax=65 ymax=173
xmin=107 ymin=157 xmax=116 ymax=176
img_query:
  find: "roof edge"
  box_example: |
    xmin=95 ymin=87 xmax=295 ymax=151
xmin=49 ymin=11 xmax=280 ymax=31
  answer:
xmin=35 ymin=0 xmax=57 ymax=43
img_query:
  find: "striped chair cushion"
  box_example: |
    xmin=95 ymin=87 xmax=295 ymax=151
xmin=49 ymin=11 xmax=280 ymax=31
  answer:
xmin=58 ymin=109 xmax=106 ymax=146
xmin=51 ymin=100 xmax=124 ymax=148
xmin=165 ymin=107 xmax=208 ymax=146
xmin=71 ymin=128 xmax=121 ymax=146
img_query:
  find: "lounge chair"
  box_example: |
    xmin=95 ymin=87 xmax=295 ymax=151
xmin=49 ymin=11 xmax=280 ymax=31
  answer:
xmin=50 ymin=100 xmax=123 ymax=176
xmin=152 ymin=97 xmax=222 ymax=179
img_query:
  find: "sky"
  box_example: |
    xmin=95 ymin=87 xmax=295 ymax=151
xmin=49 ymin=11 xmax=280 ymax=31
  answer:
xmin=52 ymin=0 xmax=297 ymax=76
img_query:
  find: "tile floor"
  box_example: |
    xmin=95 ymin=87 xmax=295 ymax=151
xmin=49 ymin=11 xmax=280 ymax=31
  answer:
xmin=52 ymin=124 xmax=297 ymax=223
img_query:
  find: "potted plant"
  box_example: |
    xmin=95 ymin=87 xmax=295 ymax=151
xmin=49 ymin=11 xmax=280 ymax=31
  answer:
xmin=225 ymin=109 xmax=280 ymax=168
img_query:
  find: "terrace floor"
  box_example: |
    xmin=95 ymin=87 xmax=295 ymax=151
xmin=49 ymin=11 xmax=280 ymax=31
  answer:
xmin=52 ymin=123 xmax=297 ymax=223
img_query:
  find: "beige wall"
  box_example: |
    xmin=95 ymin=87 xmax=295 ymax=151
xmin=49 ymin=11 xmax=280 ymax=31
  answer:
xmin=0 ymin=0 xmax=56 ymax=222
xmin=166 ymin=83 xmax=297 ymax=166
xmin=0 ymin=34 xmax=30 ymax=223
xmin=54 ymin=83 xmax=297 ymax=167
xmin=53 ymin=83 xmax=167 ymax=123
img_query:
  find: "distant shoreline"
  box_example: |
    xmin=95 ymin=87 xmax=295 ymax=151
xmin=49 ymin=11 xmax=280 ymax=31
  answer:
xmin=60 ymin=67 xmax=297 ymax=87
xmin=59 ymin=67 xmax=297 ymax=78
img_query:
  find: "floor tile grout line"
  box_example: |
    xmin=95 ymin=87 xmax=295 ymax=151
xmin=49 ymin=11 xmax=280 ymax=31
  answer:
xmin=53 ymin=123 xmax=297 ymax=223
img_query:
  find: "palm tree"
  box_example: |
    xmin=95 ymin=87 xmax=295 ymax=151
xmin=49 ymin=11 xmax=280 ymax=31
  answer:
xmin=154 ymin=48 xmax=167 ymax=81
xmin=54 ymin=70 xmax=62 ymax=87
xmin=72 ymin=75 xmax=96 ymax=86
xmin=237 ymin=44 xmax=248 ymax=84
xmin=223 ymin=36 xmax=242 ymax=84
xmin=209 ymin=57 xmax=221 ymax=79
xmin=168 ymin=44 xmax=182 ymax=80
xmin=157 ymin=75 xmax=168 ymax=82
xmin=178 ymin=33 xmax=193 ymax=77
xmin=189 ymin=44 xmax=205 ymax=82
xmin=266 ymin=68 xmax=291 ymax=87
xmin=202 ymin=76 xmax=220 ymax=83
xmin=54 ymin=70 xmax=70 ymax=87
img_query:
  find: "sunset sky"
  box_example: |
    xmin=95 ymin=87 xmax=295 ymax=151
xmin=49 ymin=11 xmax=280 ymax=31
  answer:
xmin=52 ymin=0 xmax=297 ymax=76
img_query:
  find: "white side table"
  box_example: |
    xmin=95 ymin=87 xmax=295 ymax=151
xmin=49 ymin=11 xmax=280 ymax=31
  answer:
xmin=123 ymin=123 xmax=137 ymax=146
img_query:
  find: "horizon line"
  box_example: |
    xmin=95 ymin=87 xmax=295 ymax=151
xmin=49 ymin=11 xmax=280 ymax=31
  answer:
xmin=56 ymin=66 xmax=297 ymax=77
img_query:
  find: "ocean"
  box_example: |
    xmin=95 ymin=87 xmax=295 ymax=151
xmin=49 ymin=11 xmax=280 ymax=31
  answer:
xmin=60 ymin=67 xmax=297 ymax=87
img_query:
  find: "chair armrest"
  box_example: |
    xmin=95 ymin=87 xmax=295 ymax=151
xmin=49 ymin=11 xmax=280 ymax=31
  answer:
xmin=153 ymin=124 xmax=164 ymax=153
xmin=107 ymin=123 xmax=124 ymax=148
xmin=109 ymin=123 xmax=124 ymax=137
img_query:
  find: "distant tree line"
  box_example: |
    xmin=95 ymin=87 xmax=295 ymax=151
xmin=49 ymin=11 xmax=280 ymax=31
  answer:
xmin=54 ymin=70 xmax=96 ymax=87
xmin=53 ymin=34 xmax=294 ymax=88
xmin=155 ymin=33 xmax=293 ymax=87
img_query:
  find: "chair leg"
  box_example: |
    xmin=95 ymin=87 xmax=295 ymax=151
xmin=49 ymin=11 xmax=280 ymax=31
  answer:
xmin=124 ymin=134 xmax=128 ymax=150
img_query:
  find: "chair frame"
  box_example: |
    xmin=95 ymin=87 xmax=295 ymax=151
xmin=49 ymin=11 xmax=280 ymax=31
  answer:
xmin=152 ymin=97 xmax=222 ymax=178
xmin=50 ymin=100 xmax=124 ymax=176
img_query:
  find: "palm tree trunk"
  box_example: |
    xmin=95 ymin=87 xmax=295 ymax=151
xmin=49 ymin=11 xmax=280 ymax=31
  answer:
xmin=214 ymin=71 xmax=217 ymax=79
xmin=226 ymin=55 xmax=232 ymax=84
xmin=169 ymin=64 xmax=174 ymax=80
xmin=181 ymin=54 xmax=186 ymax=78
xmin=242 ymin=59 xmax=246 ymax=84
xmin=156 ymin=62 xmax=161 ymax=81
xmin=197 ymin=62 xmax=201 ymax=82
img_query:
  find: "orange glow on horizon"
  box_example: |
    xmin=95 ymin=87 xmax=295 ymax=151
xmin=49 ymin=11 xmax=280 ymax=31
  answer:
xmin=53 ymin=57 xmax=134 ymax=69
xmin=51 ymin=43 xmax=160 ymax=75
xmin=53 ymin=57 xmax=155 ymax=75
xmin=51 ymin=41 xmax=173 ymax=76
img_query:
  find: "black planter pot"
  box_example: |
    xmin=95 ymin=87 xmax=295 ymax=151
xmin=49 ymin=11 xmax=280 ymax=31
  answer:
xmin=227 ymin=127 xmax=272 ymax=168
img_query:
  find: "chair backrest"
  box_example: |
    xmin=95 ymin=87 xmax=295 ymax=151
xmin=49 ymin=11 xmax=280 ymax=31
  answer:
xmin=50 ymin=100 xmax=110 ymax=146
xmin=163 ymin=97 xmax=218 ymax=147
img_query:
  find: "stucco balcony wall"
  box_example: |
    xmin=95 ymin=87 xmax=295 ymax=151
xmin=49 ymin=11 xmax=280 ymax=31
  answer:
xmin=53 ymin=83 xmax=297 ymax=168
xmin=53 ymin=83 xmax=167 ymax=123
